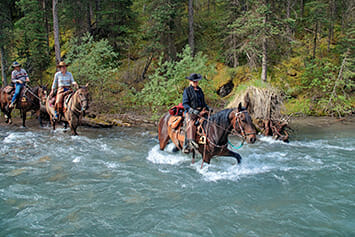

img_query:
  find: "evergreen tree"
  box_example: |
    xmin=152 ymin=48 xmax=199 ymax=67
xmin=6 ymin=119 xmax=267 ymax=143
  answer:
xmin=95 ymin=0 xmax=136 ymax=55
xmin=143 ymin=0 xmax=184 ymax=60
xmin=0 ymin=0 xmax=14 ymax=85
xmin=16 ymin=0 xmax=50 ymax=83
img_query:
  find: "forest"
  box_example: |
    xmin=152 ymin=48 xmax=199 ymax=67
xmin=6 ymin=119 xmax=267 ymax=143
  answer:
xmin=0 ymin=0 xmax=354 ymax=119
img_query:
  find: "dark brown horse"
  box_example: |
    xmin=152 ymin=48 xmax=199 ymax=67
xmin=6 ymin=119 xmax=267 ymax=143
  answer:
xmin=0 ymin=85 xmax=46 ymax=127
xmin=158 ymin=103 xmax=257 ymax=165
xmin=46 ymin=85 xmax=89 ymax=135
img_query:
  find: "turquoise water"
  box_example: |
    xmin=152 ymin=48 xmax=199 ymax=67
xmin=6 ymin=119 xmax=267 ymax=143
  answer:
xmin=0 ymin=119 xmax=354 ymax=236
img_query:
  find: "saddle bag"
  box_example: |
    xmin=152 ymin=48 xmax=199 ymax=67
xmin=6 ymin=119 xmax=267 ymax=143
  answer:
xmin=169 ymin=103 xmax=185 ymax=116
xmin=168 ymin=116 xmax=183 ymax=129
xmin=4 ymin=85 xmax=14 ymax=94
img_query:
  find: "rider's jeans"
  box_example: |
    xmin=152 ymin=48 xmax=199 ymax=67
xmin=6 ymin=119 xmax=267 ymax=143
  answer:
xmin=11 ymin=83 xmax=24 ymax=103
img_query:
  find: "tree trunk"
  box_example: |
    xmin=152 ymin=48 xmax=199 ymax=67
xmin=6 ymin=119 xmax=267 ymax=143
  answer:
xmin=312 ymin=21 xmax=318 ymax=59
xmin=286 ymin=0 xmax=292 ymax=37
xmin=232 ymin=33 xmax=239 ymax=68
xmin=188 ymin=0 xmax=195 ymax=56
xmin=261 ymin=38 xmax=267 ymax=82
xmin=261 ymin=13 xmax=267 ymax=82
xmin=52 ymin=0 xmax=61 ymax=65
xmin=96 ymin=0 xmax=101 ymax=27
xmin=87 ymin=1 xmax=92 ymax=32
xmin=327 ymin=0 xmax=335 ymax=51
xmin=42 ymin=0 xmax=50 ymax=51
xmin=0 ymin=46 xmax=7 ymax=86
xmin=300 ymin=0 xmax=304 ymax=19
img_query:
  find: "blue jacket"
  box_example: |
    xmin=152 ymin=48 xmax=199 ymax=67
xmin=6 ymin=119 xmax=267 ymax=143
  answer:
xmin=182 ymin=85 xmax=207 ymax=113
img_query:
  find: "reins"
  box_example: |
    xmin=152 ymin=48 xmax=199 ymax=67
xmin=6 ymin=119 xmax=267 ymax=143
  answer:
xmin=68 ymin=89 xmax=88 ymax=115
xmin=197 ymin=110 xmax=255 ymax=146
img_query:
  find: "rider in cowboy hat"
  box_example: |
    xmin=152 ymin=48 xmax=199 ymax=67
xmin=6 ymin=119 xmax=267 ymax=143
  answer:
xmin=182 ymin=73 xmax=212 ymax=154
xmin=49 ymin=61 xmax=78 ymax=120
xmin=9 ymin=61 xmax=30 ymax=108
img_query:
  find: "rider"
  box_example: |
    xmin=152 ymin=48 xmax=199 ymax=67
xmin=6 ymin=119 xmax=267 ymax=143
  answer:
xmin=182 ymin=73 xmax=211 ymax=153
xmin=9 ymin=61 xmax=30 ymax=108
xmin=49 ymin=61 xmax=78 ymax=119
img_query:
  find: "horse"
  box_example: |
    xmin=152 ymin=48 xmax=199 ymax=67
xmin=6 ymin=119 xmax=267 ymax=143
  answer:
xmin=158 ymin=103 xmax=257 ymax=166
xmin=46 ymin=85 xmax=89 ymax=135
xmin=0 ymin=85 xmax=46 ymax=127
xmin=0 ymin=86 xmax=14 ymax=124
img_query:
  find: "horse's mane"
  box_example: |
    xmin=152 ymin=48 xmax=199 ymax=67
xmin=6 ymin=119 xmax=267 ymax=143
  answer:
xmin=209 ymin=108 xmax=234 ymax=127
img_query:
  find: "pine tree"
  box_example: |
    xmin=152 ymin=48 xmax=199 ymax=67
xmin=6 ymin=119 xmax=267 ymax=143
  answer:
xmin=15 ymin=0 xmax=50 ymax=83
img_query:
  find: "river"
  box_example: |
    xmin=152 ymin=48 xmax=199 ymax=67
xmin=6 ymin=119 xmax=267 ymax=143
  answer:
xmin=0 ymin=118 xmax=354 ymax=236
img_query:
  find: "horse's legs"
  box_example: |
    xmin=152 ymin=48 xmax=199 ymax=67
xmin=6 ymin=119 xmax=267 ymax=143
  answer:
xmin=219 ymin=149 xmax=242 ymax=164
xmin=22 ymin=111 xmax=26 ymax=127
xmin=50 ymin=116 xmax=56 ymax=130
xmin=192 ymin=149 xmax=195 ymax=164
xmin=37 ymin=110 xmax=43 ymax=127
xmin=71 ymin=123 xmax=78 ymax=136
xmin=69 ymin=118 xmax=78 ymax=136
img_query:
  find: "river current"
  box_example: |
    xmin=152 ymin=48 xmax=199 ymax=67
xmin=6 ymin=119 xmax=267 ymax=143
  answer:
xmin=0 ymin=118 xmax=354 ymax=236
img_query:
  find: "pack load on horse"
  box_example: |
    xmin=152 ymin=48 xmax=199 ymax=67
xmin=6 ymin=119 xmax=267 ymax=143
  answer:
xmin=158 ymin=73 xmax=257 ymax=167
xmin=46 ymin=61 xmax=89 ymax=135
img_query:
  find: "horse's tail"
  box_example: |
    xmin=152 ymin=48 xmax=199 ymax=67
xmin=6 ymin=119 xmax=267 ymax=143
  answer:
xmin=158 ymin=113 xmax=171 ymax=150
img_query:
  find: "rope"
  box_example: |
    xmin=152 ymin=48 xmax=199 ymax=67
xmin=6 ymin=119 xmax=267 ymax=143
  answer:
xmin=228 ymin=139 xmax=244 ymax=150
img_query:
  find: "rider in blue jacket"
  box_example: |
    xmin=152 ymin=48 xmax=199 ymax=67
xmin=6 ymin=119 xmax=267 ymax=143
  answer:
xmin=182 ymin=73 xmax=211 ymax=153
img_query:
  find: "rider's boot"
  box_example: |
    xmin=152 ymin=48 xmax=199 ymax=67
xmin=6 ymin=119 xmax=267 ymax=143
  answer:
xmin=9 ymin=100 xmax=16 ymax=108
xmin=190 ymin=140 xmax=199 ymax=150
xmin=183 ymin=139 xmax=191 ymax=154
xmin=54 ymin=110 xmax=59 ymax=120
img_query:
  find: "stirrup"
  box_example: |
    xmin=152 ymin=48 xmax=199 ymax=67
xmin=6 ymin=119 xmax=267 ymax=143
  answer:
xmin=182 ymin=146 xmax=190 ymax=154
xmin=190 ymin=140 xmax=199 ymax=150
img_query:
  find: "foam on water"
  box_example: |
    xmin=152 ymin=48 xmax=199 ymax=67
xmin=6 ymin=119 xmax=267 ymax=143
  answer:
xmin=146 ymin=144 xmax=189 ymax=165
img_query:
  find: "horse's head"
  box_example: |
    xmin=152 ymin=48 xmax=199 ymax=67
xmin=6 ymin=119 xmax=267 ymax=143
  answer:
xmin=76 ymin=84 xmax=90 ymax=113
xmin=231 ymin=103 xmax=257 ymax=144
xmin=38 ymin=85 xmax=48 ymax=105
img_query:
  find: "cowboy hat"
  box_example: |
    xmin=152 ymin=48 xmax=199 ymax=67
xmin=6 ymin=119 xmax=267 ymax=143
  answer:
xmin=56 ymin=61 xmax=70 ymax=68
xmin=185 ymin=73 xmax=202 ymax=81
xmin=11 ymin=61 xmax=21 ymax=68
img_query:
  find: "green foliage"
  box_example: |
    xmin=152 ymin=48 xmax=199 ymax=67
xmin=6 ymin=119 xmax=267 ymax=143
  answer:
xmin=14 ymin=0 xmax=49 ymax=82
xmin=284 ymin=97 xmax=312 ymax=115
xmin=142 ymin=0 xmax=184 ymax=58
xmin=137 ymin=45 xmax=216 ymax=115
xmin=65 ymin=33 xmax=119 ymax=101
xmin=229 ymin=0 xmax=287 ymax=69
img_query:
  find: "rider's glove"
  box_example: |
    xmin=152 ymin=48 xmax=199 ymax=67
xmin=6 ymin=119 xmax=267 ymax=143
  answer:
xmin=189 ymin=108 xmax=200 ymax=115
xmin=206 ymin=106 xmax=213 ymax=113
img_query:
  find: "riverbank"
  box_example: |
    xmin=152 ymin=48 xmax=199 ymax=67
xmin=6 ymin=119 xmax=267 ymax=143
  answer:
xmin=2 ymin=112 xmax=353 ymax=135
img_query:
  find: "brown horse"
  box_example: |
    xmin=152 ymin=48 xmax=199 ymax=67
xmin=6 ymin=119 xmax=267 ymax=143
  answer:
xmin=158 ymin=103 xmax=257 ymax=165
xmin=0 ymin=85 xmax=46 ymax=127
xmin=0 ymin=86 xmax=14 ymax=124
xmin=46 ymin=85 xmax=89 ymax=135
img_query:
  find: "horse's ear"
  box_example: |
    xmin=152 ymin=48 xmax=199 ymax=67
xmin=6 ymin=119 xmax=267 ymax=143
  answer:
xmin=238 ymin=102 xmax=242 ymax=112
xmin=245 ymin=101 xmax=249 ymax=110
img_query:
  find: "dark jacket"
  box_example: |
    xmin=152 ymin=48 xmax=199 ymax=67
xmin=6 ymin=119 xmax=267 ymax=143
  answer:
xmin=182 ymin=85 xmax=207 ymax=113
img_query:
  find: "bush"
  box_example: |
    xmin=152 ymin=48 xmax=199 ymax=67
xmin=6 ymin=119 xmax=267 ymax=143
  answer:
xmin=65 ymin=33 xmax=119 ymax=102
xmin=137 ymin=45 xmax=216 ymax=116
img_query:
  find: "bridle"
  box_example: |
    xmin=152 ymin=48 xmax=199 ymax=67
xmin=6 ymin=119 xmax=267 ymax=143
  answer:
xmin=70 ymin=89 xmax=89 ymax=114
xmin=231 ymin=111 xmax=256 ymax=140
